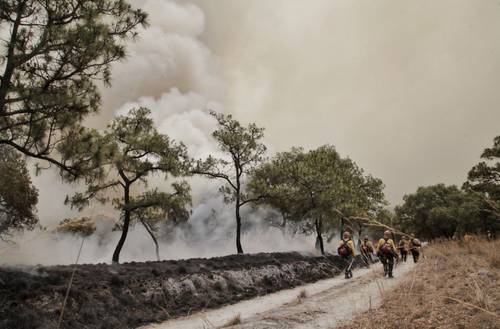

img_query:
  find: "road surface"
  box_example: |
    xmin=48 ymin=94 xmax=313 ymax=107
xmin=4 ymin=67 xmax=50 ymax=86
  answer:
xmin=141 ymin=261 xmax=415 ymax=329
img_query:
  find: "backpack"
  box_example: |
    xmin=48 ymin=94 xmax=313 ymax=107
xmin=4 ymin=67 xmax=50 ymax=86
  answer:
xmin=410 ymin=238 xmax=421 ymax=249
xmin=379 ymin=239 xmax=394 ymax=256
xmin=361 ymin=241 xmax=372 ymax=253
xmin=338 ymin=240 xmax=351 ymax=257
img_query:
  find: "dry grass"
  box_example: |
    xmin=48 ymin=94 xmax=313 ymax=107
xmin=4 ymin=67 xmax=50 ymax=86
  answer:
xmin=289 ymin=289 xmax=309 ymax=305
xmin=219 ymin=313 xmax=241 ymax=327
xmin=339 ymin=238 xmax=500 ymax=329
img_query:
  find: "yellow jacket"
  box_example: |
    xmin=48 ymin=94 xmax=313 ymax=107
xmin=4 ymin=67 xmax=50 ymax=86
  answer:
xmin=361 ymin=240 xmax=374 ymax=253
xmin=338 ymin=239 xmax=356 ymax=256
xmin=376 ymin=238 xmax=397 ymax=254
xmin=397 ymin=240 xmax=408 ymax=251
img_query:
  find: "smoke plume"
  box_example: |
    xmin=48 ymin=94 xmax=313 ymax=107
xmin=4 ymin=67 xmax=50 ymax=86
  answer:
xmin=1 ymin=0 xmax=317 ymax=265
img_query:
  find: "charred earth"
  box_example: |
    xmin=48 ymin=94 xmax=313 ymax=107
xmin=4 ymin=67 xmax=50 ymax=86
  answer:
xmin=1 ymin=252 xmax=368 ymax=329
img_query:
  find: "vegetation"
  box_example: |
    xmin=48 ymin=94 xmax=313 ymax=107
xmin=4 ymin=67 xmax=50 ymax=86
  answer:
xmin=249 ymin=145 xmax=386 ymax=254
xmin=0 ymin=0 xmax=147 ymax=177
xmin=65 ymin=107 xmax=191 ymax=263
xmin=465 ymin=135 xmax=500 ymax=217
xmin=340 ymin=239 xmax=500 ymax=329
xmin=394 ymin=184 xmax=481 ymax=239
xmin=193 ymin=111 xmax=267 ymax=254
xmin=56 ymin=217 xmax=96 ymax=237
xmin=0 ymin=145 xmax=38 ymax=239
xmin=394 ymin=135 xmax=500 ymax=240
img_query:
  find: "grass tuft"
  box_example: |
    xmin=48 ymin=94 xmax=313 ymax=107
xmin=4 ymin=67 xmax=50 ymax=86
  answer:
xmin=220 ymin=313 xmax=241 ymax=327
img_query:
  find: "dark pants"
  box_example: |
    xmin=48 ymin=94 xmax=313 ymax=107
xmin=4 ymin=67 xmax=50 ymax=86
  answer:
xmin=379 ymin=254 xmax=395 ymax=277
xmin=411 ymin=249 xmax=420 ymax=263
xmin=400 ymin=250 xmax=407 ymax=262
xmin=343 ymin=255 xmax=353 ymax=279
xmin=361 ymin=251 xmax=372 ymax=267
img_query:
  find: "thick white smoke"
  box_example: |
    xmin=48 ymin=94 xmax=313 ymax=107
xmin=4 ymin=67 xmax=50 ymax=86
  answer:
xmin=0 ymin=0 xmax=321 ymax=265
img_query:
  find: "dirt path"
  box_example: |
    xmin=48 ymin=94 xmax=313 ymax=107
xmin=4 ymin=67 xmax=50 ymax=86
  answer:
xmin=142 ymin=261 xmax=415 ymax=329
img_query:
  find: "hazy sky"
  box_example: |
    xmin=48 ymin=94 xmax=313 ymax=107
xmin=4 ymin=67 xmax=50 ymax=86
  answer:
xmin=96 ymin=0 xmax=500 ymax=205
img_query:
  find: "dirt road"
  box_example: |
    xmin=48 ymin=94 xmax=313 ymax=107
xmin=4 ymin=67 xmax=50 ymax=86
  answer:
xmin=143 ymin=261 xmax=415 ymax=329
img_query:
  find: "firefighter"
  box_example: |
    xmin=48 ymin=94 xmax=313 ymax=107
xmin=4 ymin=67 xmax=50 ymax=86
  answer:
xmin=360 ymin=235 xmax=374 ymax=266
xmin=397 ymin=236 xmax=408 ymax=262
xmin=338 ymin=231 xmax=356 ymax=279
xmin=409 ymin=237 xmax=422 ymax=263
xmin=376 ymin=230 xmax=398 ymax=278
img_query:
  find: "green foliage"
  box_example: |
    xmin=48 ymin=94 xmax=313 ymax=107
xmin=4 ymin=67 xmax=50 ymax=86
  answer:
xmin=0 ymin=0 xmax=147 ymax=176
xmin=193 ymin=111 xmax=267 ymax=253
xmin=65 ymin=107 xmax=191 ymax=262
xmin=465 ymin=135 xmax=500 ymax=212
xmin=394 ymin=184 xmax=496 ymax=239
xmin=0 ymin=145 xmax=39 ymax=239
xmin=249 ymin=145 xmax=386 ymax=253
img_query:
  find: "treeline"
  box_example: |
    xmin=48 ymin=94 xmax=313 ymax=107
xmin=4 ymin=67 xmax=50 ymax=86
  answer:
xmin=393 ymin=137 xmax=500 ymax=240
xmin=0 ymin=1 xmax=498 ymax=264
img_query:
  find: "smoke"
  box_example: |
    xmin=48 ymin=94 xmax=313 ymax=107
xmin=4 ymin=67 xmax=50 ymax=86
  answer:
xmin=0 ymin=0 xmax=320 ymax=266
xmin=7 ymin=0 xmax=498 ymax=265
xmin=92 ymin=0 xmax=225 ymax=125
xmin=192 ymin=0 xmax=500 ymax=204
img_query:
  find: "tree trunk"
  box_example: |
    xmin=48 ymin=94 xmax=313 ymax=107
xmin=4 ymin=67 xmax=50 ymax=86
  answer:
xmin=0 ymin=2 xmax=23 ymax=112
xmin=112 ymin=185 xmax=131 ymax=264
xmin=235 ymin=168 xmax=243 ymax=254
xmin=316 ymin=217 xmax=325 ymax=255
xmin=235 ymin=202 xmax=243 ymax=254
xmin=141 ymin=219 xmax=160 ymax=261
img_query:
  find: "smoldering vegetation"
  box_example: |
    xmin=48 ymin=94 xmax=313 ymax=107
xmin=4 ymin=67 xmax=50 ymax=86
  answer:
xmin=0 ymin=252 xmax=369 ymax=329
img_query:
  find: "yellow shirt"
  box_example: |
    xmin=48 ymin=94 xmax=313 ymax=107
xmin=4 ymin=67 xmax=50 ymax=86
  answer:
xmin=376 ymin=238 xmax=397 ymax=254
xmin=361 ymin=240 xmax=374 ymax=252
xmin=338 ymin=239 xmax=356 ymax=256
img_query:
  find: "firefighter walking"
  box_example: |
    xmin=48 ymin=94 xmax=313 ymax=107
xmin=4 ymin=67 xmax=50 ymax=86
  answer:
xmin=376 ymin=230 xmax=398 ymax=278
xmin=360 ymin=235 xmax=374 ymax=267
xmin=338 ymin=231 xmax=356 ymax=279
xmin=397 ymin=236 xmax=409 ymax=262
xmin=409 ymin=237 xmax=422 ymax=263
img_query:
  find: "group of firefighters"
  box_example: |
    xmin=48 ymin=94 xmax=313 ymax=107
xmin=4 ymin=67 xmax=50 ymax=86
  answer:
xmin=337 ymin=230 xmax=422 ymax=279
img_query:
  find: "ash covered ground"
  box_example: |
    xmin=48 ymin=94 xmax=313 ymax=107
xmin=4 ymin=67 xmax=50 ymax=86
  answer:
xmin=0 ymin=252 xmax=367 ymax=329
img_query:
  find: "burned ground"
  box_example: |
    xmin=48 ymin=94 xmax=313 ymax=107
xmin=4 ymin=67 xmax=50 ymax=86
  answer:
xmin=0 ymin=252 xmax=368 ymax=329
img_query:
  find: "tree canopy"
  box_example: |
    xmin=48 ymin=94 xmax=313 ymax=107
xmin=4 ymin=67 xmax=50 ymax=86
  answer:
xmin=193 ymin=111 xmax=267 ymax=254
xmin=0 ymin=0 xmax=147 ymax=176
xmin=394 ymin=184 xmax=495 ymax=239
xmin=66 ymin=107 xmax=191 ymax=263
xmin=465 ymin=135 xmax=500 ymax=216
xmin=249 ymin=145 xmax=386 ymax=254
xmin=0 ymin=145 xmax=38 ymax=240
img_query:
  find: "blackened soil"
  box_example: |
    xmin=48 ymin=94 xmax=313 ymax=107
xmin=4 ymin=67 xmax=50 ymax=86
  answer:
xmin=0 ymin=252 xmax=366 ymax=329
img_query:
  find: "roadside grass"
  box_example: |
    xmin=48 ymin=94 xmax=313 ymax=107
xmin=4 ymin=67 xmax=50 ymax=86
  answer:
xmin=339 ymin=238 xmax=500 ymax=329
xmin=220 ymin=313 xmax=241 ymax=327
